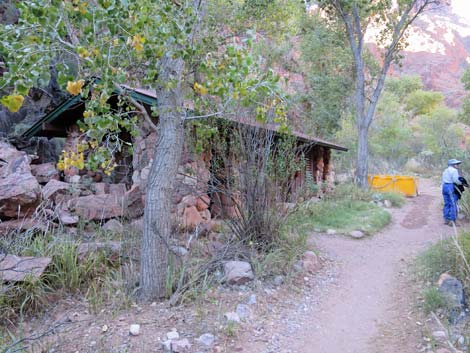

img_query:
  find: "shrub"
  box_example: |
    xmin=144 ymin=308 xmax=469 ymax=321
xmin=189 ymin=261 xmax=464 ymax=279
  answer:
xmin=416 ymin=233 xmax=470 ymax=287
xmin=422 ymin=287 xmax=449 ymax=314
xmin=0 ymin=229 xmax=126 ymax=321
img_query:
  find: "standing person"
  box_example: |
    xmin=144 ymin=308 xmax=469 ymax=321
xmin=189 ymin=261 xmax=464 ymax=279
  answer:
xmin=442 ymin=159 xmax=462 ymax=225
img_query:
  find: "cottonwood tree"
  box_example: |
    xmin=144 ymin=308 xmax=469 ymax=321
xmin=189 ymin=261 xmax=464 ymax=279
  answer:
xmin=459 ymin=69 xmax=470 ymax=126
xmin=0 ymin=0 xmax=285 ymax=300
xmin=317 ymin=0 xmax=447 ymax=187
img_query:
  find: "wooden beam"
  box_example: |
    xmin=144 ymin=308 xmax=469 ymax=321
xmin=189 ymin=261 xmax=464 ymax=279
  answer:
xmin=41 ymin=123 xmax=67 ymax=137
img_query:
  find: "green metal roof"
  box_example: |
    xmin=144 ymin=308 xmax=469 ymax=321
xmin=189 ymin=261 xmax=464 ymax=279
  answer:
xmin=22 ymin=94 xmax=83 ymax=139
xmin=21 ymin=87 xmax=158 ymax=139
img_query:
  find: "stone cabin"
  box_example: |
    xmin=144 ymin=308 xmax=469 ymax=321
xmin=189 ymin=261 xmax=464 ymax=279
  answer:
xmin=17 ymin=86 xmax=347 ymax=231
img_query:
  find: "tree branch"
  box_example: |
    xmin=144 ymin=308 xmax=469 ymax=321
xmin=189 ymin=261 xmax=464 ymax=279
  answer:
xmin=113 ymin=83 xmax=158 ymax=132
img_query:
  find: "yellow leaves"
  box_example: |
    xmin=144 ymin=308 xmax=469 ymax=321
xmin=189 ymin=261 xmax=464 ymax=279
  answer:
xmin=77 ymin=46 xmax=100 ymax=59
xmin=76 ymin=142 xmax=89 ymax=153
xmin=194 ymin=82 xmax=208 ymax=96
xmin=128 ymin=34 xmax=145 ymax=53
xmin=0 ymin=94 xmax=24 ymax=113
xmin=100 ymin=161 xmax=115 ymax=176
xmin=67 ymin=80 xmax=85 ymax=96
xmin=57 ymin=150 xmax=85 ymax=171
xmin=104 ymin=165 xmax=115 ymax=176
xmin=71 ymin=0 xmax=87 ymax=14
xmin=83 ymin=110 xmax=93 ymax=118
xmin=78 ymin=47 xmax=90 ymax=58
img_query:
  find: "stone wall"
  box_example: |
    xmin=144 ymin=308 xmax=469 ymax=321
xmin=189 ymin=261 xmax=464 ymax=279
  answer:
xmin=131 ymin=125 xmax=214 ymax=233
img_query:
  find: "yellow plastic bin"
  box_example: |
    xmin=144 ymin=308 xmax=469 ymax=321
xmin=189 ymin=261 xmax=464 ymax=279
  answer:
xmin=368 ymin=175 xmax=419 ymax=197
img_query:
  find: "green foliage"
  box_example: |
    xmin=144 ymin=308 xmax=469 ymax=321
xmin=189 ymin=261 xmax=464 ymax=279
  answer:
xmin=422 ymin=287 xmax=449 ymax=314
xmin=377 ymin=191 xmax=406 ymax=207
xmin=299 ymin=13 xmax=354 ymax=136
xmin=334 ymin=73 xmax=463 ymax=174
xmin=385 ymin=75 xmax=423 ymax=100
xmin=405 ymin=90 xmax=444 ymax=116
xmin=303 ymin=200 xmax=390 ymax=234
xmin=462 ymin=68 xmax=470 ymax=91
xmin=0 ymin=231 xmax=123 ymax=321
xmin=458 ymin=97 xmax=470 ymax=126
xmin=370 ymin=91 xmax=414 ymax=168
xmin=0 ymin=0 xmax=289 ymax=172
xmin=459 ymin=69 xmax=470 ymax=125
xmin=416 ymin=234 xmax=470 ymax=286
xmin=329 ymin=183 xmax=375 ymax=202
xmin=419 ymin=107 xmax=462 ymax=155
xmin=208 ymin=0 xmax=302 ymax=41
xmin=253 ymin=223 xmax=308 ymax=278
xmin=289 ymin=183 xmax=391 ymax=235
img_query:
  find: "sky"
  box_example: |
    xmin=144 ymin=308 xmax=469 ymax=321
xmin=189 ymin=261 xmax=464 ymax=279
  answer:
xmin=452 ymin=0 xmax=470 ymax=21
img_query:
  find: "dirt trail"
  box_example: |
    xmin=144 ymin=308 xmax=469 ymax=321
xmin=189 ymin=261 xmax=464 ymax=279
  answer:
xmin=241 ymin=178 xmax=455 ymax=353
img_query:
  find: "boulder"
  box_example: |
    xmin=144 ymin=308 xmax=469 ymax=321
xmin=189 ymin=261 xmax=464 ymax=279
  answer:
xmin=196 ymin=195 xmax=210 ymax=211
xmin=42 ymin=179 xmax=71 ymax=203
xmin=68 ymin=194 xmax=125 ymax=220
xmin=349 ymin=230 xmax=365 ymax=239
xmin=93 ymin=183 xmax=109 ymax=195
xmin=57 ymin=209 xmax=79 ymax=225
xmin=0 ymin=218 xmax=47 ymax=235
xmin=200 ymin=209 xmax=211 ymax=221
xmin=166 ymin=331 xmax=180 ymax=340
xmin=129 ymin=324 xmax=140 ymax=336
xmin=124 ymin=186 xmax=144 ymax=219
xmin=129 ymin=217 xmax=144 ymax=234
xmin=76 ymin=241 xmax=121 ymax=261
xmin=223 ymin=261 xmax=254 ymax=285
xmin=109 ymin=183 xmax=127 ymax=196
xmin=0 ymin=143 xmax=41 ymax=218
xmin=182 ymin=206 xmax=203 ymax=230
xmin=437 ymin=272 xmax=454 ymax=287
xmin=235 ymin=303 xmax=252 ymax=321
xmin=196 ymin=333 xmax=215 ymax=347
xmin=102 ymin=219 xmax=124 ymax=233
xmin=30 ymin=163 xmax=59 ymax=184
xmin=171 ymin=246 xmax=189 ymax=257
xmin=438 ymin=274 xmax=466 ymax=323
xmin=162 ymin=338 xmax=191 ymax=352
xmin=181 ymin=195 xmax=198 ymax=208
xmin=300 ymin=251 xmax=321 ymax=273
xmin=0 ymin=255 xmax=51 ymax=281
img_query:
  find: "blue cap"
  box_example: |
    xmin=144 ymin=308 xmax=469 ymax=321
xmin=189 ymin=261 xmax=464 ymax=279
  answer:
xmin=448 ymin=159 xmax=462 ymax=166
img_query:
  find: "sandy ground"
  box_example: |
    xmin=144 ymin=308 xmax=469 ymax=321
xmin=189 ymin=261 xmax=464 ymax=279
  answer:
xmin=239 ymin=178 xmax=455 ymax=353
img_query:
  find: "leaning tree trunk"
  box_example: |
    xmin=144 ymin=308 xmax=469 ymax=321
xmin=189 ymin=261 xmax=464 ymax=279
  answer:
xmin=140 ymin=55 xmax=185 ymax=301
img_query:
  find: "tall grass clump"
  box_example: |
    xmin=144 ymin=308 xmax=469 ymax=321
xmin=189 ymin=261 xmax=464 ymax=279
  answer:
xmin=0 ymin=228 xmax=126 ymax=322
xmin=416 ymin=232 xmax=470 ymax=287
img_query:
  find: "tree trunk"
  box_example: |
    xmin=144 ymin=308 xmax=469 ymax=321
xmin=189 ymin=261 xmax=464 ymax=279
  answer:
xmin=356 ymin=123 xmax=369 ymax=188
xmin=139 ymin=55 xmax=184 ymax=301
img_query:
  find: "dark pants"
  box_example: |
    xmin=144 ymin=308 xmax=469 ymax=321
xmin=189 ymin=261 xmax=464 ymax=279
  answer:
xmin=443 ymin=183 xmax=458 ymax=221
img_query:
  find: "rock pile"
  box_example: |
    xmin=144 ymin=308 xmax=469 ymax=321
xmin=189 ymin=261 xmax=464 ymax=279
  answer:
xmin=0 ymin=138 xmax=215 ymax=234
